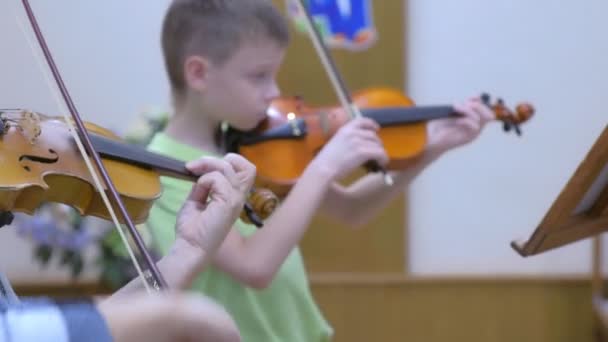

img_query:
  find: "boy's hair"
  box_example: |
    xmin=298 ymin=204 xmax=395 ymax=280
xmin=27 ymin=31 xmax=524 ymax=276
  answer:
xmin=161 ymin=0 xmax=290 ymax=96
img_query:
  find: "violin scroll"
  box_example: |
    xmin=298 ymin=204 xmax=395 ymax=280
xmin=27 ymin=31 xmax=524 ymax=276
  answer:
xmin=481 ymin=93 xmax=535 ymax=136
xmin=241 ymin=187 xmax=279 ymax=225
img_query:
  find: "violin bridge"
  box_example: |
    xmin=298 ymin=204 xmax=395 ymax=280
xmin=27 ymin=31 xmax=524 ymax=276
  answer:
xmin=19 ymin=110 xmax=42 ymax=144
xmin=0 ymin=109 xmax=41 ymax=144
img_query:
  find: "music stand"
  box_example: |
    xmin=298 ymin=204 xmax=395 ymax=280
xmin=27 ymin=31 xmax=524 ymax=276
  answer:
xmin=512 ymin=124 xmax=608 ymax=340
xmin=512 ymin=125 xmax=608 ymax=257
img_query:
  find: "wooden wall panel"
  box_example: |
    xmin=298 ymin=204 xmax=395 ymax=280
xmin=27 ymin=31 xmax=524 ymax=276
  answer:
xmin=309 ymin=274 xmax=594 ymax=342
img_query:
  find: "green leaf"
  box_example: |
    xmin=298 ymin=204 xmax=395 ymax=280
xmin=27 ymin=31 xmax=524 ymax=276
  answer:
xmin=35 ymin=245 xmax=53 ymax=266
xmin=60 ymin=250 xmax=75 ymax=265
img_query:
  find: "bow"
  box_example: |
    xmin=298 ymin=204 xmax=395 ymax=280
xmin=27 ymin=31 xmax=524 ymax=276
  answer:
xmin=293 ymin=0 xmax=393 ymax=185
xmin=15 ymin=0 xmax=166 ymax=292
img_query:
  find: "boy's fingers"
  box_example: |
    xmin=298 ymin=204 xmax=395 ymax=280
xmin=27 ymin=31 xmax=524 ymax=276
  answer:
xmin=186 ymin=157 xmax=239 ymax=189
xmin=223 ymin=153 xmax=257 ymax=191
xmin=186 ymin=171 xmax=233 ymax=206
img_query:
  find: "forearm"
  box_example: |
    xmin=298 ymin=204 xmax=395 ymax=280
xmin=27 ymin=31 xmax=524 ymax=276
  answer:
xmin=238 ymin=163 xmax=333 ymax=278
xmin=98 ymin=293 xmax=240 ymax=342
xmin=107 ymin=239 xmax=207 ymax=299
xmin=326 ymin=151 xmax=442 ymax=226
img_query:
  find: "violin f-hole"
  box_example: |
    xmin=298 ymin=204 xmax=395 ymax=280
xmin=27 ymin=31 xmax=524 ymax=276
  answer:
xmin=19 ymin=149 xmax=59 ymax=172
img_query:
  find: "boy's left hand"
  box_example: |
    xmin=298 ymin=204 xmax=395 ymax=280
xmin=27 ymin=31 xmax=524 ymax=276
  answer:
xmin=176 ymin=153 xmax=256 ymax=256
xmin=425 ymin=96 xmax=495 ymax=156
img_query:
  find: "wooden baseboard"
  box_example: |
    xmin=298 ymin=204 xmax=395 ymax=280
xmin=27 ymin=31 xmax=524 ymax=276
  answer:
xmin=309 ymin=273 xmax=595 ymax=342
xmin=310 ymin=272 xmax=590 ymax=285
xmin=13 ymin=282 xmax=111 ymax=298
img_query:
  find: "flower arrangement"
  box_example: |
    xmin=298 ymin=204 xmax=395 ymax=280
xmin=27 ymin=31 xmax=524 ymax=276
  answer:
xmin=13 ymin=108 xmax=170 ymax=290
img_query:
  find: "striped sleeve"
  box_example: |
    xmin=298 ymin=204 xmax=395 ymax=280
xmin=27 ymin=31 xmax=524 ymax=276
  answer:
xmin=0 ymin=298 xmax=112 ymax=342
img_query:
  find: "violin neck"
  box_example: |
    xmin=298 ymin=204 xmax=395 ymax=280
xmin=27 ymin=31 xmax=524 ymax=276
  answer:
xmin=361 ymin=105 xmax=454 ymax=127
xmin=89 ymin=133 xmax=198 ymax=182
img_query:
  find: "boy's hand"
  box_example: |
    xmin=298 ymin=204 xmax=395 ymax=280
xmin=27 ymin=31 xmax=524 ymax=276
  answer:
xmin=310 ymin=117 xmax=388 ymax=181
xmin=426 ymin=96 xmax=495 ymax=156
xmin=175 ymin=153 xmax=256 ymax=255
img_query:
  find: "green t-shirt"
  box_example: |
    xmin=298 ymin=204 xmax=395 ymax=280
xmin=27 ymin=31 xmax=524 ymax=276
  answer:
xmin=145 ymin=132 xmax=333 ymax=342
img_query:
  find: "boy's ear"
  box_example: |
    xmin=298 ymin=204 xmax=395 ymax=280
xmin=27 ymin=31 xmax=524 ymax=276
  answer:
xmin=184 ymin=55 xmax=210 ymax=92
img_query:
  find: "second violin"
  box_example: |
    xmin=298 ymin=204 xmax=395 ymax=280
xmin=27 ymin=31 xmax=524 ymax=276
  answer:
xmin=224 ymin=87 xmax=535 ymax=197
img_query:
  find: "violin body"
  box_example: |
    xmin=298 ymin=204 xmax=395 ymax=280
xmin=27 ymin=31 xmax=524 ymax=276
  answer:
xmin=225 ymin=87 xmax=534 ymax=197
xmin=1 ymin=112 xmax=162 ymax=223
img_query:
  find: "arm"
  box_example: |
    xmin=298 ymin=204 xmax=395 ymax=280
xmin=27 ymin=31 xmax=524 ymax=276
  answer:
xmin=210 ymin=118 xmax=389 ymax=289
xmin=211 ymin=163 xmax=334 ymax=289
xmin=322 ymin=151 xmax=441 ymax=228
xmin=98 ymin=292 xmax=241 ymax=342
xmin=105 ymin=238 xmax=209 ymax=298
xmin=321 ymin=96 xmax=496 ymax=227
xmin=107 ymin=154 xmax=256 ymax=297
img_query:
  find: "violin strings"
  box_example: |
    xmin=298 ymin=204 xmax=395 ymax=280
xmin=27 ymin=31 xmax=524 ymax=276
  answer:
xmin=11 ymin=2 xmax=153 ymax=294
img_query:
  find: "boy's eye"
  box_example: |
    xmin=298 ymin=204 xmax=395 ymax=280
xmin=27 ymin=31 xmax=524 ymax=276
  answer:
xmin=249 ymin=71 xmax=270 ymax=81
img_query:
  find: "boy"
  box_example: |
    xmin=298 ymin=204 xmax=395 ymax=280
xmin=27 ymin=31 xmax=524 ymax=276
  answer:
xmin=148 ymin=0 xmax=495 ymax=341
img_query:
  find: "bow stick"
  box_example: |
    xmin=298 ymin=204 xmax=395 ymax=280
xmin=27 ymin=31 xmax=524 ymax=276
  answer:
xmin=293 ymin=0 xmax=393 ymax=185
xmin=18 ymin=0 xmax=167 ymax=292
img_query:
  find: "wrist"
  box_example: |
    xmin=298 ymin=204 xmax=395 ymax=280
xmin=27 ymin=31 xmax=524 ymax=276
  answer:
xmin=168 ymin=238 xmax=209 ymax=271
xmin=303 ymin=160 xmax=339 ymax=184
xmin=422 ymin=147 xmax=444 ymax=162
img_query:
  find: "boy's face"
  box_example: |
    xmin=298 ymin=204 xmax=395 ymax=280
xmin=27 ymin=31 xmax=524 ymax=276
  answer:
xmin=199 ymin=36 xmax=286 ymax=131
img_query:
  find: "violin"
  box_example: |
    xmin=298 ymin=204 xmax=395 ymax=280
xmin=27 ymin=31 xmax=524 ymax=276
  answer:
xmin=0 ymin=109 xmax=278 ymax=227
xmin=224 ymin=86 xmax=535 ymax=197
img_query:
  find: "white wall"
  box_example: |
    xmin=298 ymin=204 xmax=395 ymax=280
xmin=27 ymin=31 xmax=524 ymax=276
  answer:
xmin=1 ymin=0 xmax=607 ymax=282
xmin=406 ymin=0 xmax=608 ymax=276
xmin=0 ymin=0 xmax=172 ymax=133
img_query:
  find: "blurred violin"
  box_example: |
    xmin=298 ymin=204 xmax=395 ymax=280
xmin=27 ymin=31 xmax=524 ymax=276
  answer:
xmin=224 ymin=87 xmax=534 ymax=197
xmin=0 ymin=109 xmax=278 ymax=227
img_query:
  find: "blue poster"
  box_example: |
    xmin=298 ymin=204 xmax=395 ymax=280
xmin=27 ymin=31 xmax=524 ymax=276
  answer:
xmin=286 ymin=0 xmax=377 ymax=51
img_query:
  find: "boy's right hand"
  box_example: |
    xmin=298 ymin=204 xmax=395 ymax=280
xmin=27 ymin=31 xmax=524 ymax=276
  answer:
xmin=310 ymin=117 xmax=388 ymax=181
xmin=175 ymin=153 xmax=256 ymax=256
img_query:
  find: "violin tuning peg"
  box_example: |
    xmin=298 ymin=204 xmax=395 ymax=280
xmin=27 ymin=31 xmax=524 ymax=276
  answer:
xmin=0 ymin=211 xmax=14 ymax=229
xmin=514 ymin=123 xmax=522 ymax=136
xmin=480 ymin=93 xmax=491 ymax=105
